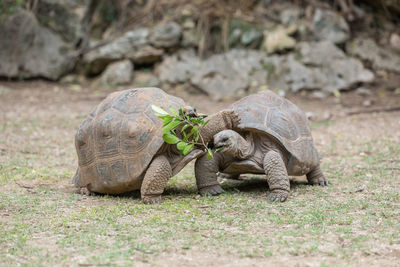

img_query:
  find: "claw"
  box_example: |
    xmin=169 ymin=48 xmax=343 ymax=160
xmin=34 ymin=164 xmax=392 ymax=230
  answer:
xmin=268 ymin=190 xmax=289 ymax=202
xmin=199 ymin=184 xmax=225 ymax=196
xmin=142 ymin=195 xmax=162 ymax=204
xmin=318 ymin=180 xmax=329 ymax=186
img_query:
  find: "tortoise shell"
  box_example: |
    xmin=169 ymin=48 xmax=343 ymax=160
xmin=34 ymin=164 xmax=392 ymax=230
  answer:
xmin=73 ymin=87 xmax=186 ymax=194
xmin=230 ymin=90 xmax=319 ymax=167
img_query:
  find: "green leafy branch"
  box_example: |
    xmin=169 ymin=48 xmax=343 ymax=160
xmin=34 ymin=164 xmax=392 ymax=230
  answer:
xmin=152 ymin=105 xmax=215 ymax=159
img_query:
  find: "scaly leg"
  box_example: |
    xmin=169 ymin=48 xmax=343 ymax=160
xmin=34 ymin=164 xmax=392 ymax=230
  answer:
xmin=195 ymin=154 xmax=224 ymax=196
xmin=263 ymin=151 xmax=290 ymax=202
xmin=141 ymin=155 xmax=172 ymax=204
xmin=199 ymin=110 xmax=240 ymax=143
xmin=306 ymin=164 xmax=328 ymax=186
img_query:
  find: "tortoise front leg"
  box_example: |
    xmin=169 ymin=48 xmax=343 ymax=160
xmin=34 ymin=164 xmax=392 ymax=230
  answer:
xmin=199 ymin=109 xmax=240 ymax=143
xmin=306 ymin=164 xmax=328 ymax=186
xmin=263 ymin=150 xmax=290 ymax=202
xmin=141 ymin=155 xmax=172 ymax=204
xmin=195 ymin=154 xmax=224 ymax=196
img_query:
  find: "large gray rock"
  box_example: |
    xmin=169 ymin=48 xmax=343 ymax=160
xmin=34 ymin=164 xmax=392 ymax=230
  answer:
xmin=99 ymin=59 xmax=133 ymax=86
xmin=156 ymin=50 xmax=201 ymax=84
xmin=266 ymin=41 xmax=374 ymax=92
xmin=82 ymin=28 xmax=149 ymax=74
xmin=312 ymin=9 xmax=350 ymax=44
xmin=82 ymin=22 xmax=181 ymax=75
xmin=36 ymin=0 xmax=92 ymax=45
xmin=149 ymin=22 xmax=182 ymax=48
xmin=346 ymin=38 xmax=400 ymax=73
xmin=157 ymin=49 xmax=267 ymax=100
xmin=157 ymin=41 xmax=374 ymax=98
xmin=0 ymin=9 xmax=76 ymax=80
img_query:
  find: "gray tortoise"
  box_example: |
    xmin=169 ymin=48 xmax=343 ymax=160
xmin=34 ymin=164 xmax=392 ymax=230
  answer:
xmin=195 ymin=90 xmax=327 ymax=202
xmin=73 ymin=87 xmax=239 ymax=204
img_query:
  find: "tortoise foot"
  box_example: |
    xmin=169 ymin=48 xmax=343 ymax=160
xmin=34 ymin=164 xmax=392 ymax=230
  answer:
xmin=79 ymin=187 xmax=91 ymax=196
xmin=199 ymin=184 xmax=225 ymax=196
xmin=268 ymin=190 xmax=289 ymax=202
xmin=142 ymin=195 xmax=162 ymax=204
xmin=307 ymin=165 xmax=328 ymax=187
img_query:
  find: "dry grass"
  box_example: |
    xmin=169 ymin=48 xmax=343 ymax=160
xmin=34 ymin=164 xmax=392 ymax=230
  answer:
xmin=0 ymin=81 xmax=399 ymax=266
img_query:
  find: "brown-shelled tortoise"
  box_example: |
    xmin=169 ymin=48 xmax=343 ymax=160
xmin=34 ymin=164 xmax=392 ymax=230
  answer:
xmin=195 ymin=90 xmax=328 ymax=202
xmin=73 ymin=87 xmax=239 ymax=204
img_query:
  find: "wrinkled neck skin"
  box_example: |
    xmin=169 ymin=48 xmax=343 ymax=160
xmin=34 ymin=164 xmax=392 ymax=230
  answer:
xmin=229 ymin=132 xmax=253 ymax=160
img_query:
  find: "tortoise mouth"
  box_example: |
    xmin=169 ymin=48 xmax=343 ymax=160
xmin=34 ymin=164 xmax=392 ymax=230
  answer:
xmin=214 ymin=144 xmax=228 ymax=153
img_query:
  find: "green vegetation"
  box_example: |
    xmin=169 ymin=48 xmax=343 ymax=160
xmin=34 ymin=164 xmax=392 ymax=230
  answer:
xmin=152 ymin=105 xmax=218 ymax=159
xmin=1 ymin=140 xmax=399 ymax=265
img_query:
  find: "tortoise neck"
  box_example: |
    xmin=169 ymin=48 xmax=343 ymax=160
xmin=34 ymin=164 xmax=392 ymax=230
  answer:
xmin=234 ymin=132 xmax=253 ymax=160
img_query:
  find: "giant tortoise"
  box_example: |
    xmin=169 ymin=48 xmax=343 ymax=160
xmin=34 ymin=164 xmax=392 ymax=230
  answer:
xmin=195 ymin=90 xmax=327 ymax=202
xmin=73 ymin=87 xmax=239 ymax=203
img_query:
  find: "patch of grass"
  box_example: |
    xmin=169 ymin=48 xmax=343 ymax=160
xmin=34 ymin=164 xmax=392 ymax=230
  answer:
xmin=1 ymin=86 xmax=399 ymax=265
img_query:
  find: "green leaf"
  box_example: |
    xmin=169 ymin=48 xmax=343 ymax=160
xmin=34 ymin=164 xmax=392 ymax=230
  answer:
xmin=152 ymin=105 xmax=169 ymax=115
xmin=215 ymin=147 xmax=224 ymax=152
xmin=177 ymin=141 xmax=187 ymax=151
xmin=162 ymin=116 xmax=174 ymax=126
xmin=157 ymin=114 xmax=174 ymax=119
xmin=203 ymin=120 xmax=210 ymax=127
xmin=206 ymin=149 xmax=214 ymax=160
xmin=163 ymin=134 xmax=180 ymax=144
xmin=190 ymin=125 xmax=199 ymax=135
xmin=163 ymin=120 xmax=182 ymax=134
xmin=183 ymin=144 xmax=194 ymax=155
xmin=194 ymin=132 xmax=199 ymax=142
xmin=181 ymin=124 xmax=190 ymax=133
xmin=169 ymin=106 xmax=179 ymax=116
xmin=179 ymin=108 xmax=184 ymax=117
xmin=183 ymin=131 xmax=194 ymax=141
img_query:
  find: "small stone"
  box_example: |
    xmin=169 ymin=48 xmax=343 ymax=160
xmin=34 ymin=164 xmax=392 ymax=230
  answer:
xmin=356 ymin=87 xmax=372 ymax=96
xmin=362 ymin=99 xmax=373 ymax=107
xmin=311 ymin=90 xmax=328 ymax=99
xmin=305 ymin=111 xmax=314 ymax=120
xmin=355 ymin=185 xmax=365 ymax=193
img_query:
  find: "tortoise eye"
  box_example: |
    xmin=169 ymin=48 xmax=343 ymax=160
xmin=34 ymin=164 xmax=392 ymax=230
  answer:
xmin=78 ymin=140 xmax=86 ymax=147
xmin=222 ymin=137 xmax=229 ymax=142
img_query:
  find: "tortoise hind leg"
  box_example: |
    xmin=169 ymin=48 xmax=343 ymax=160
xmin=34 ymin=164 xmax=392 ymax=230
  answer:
xmin=306 ymin=164 xmax=328 ymax=186
xmin=141 ymin=155 xmax=172 ymax=204
xmin=263 ymin=150 xmax=290 ymax=202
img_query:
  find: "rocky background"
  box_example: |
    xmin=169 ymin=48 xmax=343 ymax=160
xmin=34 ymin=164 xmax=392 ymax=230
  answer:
xmin=1 ymin=0 xmax=400 ymax=101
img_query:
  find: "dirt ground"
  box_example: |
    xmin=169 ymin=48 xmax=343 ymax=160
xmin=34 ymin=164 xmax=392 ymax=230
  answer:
xmin=0 ymin=80 xmax=399 ymax=266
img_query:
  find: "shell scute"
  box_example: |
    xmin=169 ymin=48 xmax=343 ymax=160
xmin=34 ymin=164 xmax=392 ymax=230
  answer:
xmin=230 ymin=90 xmax=318 ymax=165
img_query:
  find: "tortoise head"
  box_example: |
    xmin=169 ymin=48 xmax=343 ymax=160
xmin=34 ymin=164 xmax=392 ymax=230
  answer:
xmin=182 ymin=105 xmax=207 ymax=118
xmin=213 ymin=130 xmax=240 ymax=155
xmin=213 ymin=130 xmax=252 ymax=159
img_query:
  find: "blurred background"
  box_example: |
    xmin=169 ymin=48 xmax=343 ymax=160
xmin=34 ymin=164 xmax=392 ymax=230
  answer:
xmin=0 ymin=0 xmax=399 ymax=109
xmin=1 ymin=2 xmax=400 ymax=265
